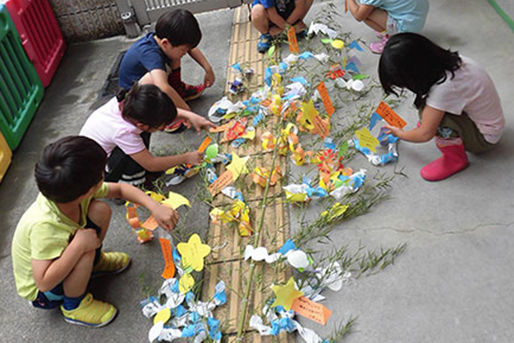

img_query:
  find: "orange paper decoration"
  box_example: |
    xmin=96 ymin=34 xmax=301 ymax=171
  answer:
xmin=159 ymin=238 xmax=176 ymax=279
xmin=208 ymin=170 xmax=234 ymax=195
xmin=291 ymin=296 xmax=332 ymax=325
xmin=287 ymin=26 xmax=300 ymax=54
xmin=376 ymin=101 xmax=407 ymax=128
xmin=316 ymin=81 xmax=335 ymax=117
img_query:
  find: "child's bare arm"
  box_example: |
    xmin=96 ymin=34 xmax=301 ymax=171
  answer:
xmin=348 ymin=0 xmax=375 ymax=21
xmin=106 ymin=183 xmax=179 ymax=231
xmin=384 ymin=106 xmax=445 ymax=143
xmin=146 ymin=69 xmax=191 ymax=110
xmin=266 ymin=7 xmax=287 ymax=30
xmin=176 ymin=108 xmax=217 ymax=133
xmin=32 ymin=229 xmax=100 ymax=292
xmin=129 ymin=149 xmax=203 ymax=172
xmin=188 ymin=48 xmax=215 ymax=87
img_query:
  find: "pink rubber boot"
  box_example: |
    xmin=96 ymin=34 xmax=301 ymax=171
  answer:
xmin=420 ymin=137 xmax=469 ymax=181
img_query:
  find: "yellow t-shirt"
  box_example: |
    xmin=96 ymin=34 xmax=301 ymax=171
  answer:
xmin=11 ymin=183 xmax=109 ymax=300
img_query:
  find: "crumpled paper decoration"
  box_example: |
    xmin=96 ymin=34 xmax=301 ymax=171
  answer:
xmin=142 ymin=278 xmax=226 ymax=343
xmin=308 ymin=22 xmax=338 ymax=39
xmin=208 ymin=96 xmax=245 ymax=123
xmin=244 ymin=239 xmax=311 ymax=270
xmin=251 ymin=166 xmax=282 ymax=188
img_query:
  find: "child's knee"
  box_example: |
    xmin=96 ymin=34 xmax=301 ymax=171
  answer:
xmin=251 ymin=4 xmax=267 ymax=20
xmin=88 ymin=200 xmax=112 ymax=221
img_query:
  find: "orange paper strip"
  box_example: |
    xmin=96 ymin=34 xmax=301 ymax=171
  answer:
xmin=142 ymin=215 xmax=159 ymax=231
xmin=159 ymin=238 xmax=176 ymax=279
xmin=287 ymin=26 xmax=300 ymax=54
xmin=197 ymin=137 xmax=212 ymax=153
xmin=316 ymin=82 xmax=335 ymax=117
xmin=345 ymin=0 xmax=348 ymax=13
xmin=376 ymin=101 xmax=407 ymax=128
xmin=208 ymin=170 xmax=234 ymax=195
xmin=291 ymin=296 xmax=332 ymax=325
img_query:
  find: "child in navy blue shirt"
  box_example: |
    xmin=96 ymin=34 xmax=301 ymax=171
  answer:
xmin=251 ymin=0 xmax=313 ymax=53
xmin=119 ymin=9 xmax=214 ymax=132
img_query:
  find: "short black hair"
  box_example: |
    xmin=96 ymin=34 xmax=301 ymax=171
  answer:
xmin=35 ymin=136 xmax=107 ymax=203
xmin=379 ymin=32 xmax=462 ymax=108
xmin=155 ymin=9 xmax=201 ymax=48
xmin=117 ymin=83 xmax=177 ymax=129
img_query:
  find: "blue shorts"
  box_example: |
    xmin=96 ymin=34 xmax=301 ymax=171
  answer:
xmin=31 ymin=217 xmax=102 ymax=309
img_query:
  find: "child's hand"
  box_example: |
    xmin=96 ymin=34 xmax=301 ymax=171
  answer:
xmin=204 ymin=68 xmax=215 ymax=87
xmin=383 ymin=124 xmax=403 ymax=138
xmin=183 ymin=151 xmax=204 ymax=166
xmin=184 ymin=114 xmax=217 ymax=133
xmin=153 ymin=205 xmax=179 ymax=231
xmin=73 ymin=228 xmax=100 ymax=252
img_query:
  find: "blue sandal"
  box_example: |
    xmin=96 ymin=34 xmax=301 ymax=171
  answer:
xmin=257 ymin=33 xmax=272 ymax=53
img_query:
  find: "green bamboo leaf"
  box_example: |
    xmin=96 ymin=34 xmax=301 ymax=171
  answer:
xmin=268 ymin=45 xmax=276 ymax=57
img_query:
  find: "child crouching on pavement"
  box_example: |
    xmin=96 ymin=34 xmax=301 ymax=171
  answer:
xmin=80 ymin=82 xmax=213 ymax=187
xmin=11 ymin=136 xmax=178 ymax=327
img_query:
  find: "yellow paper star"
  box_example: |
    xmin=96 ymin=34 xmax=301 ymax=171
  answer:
xmin=177 ymin=234 xmax=211 ymax=272
xmin=299 ymin=99 xmax=318 ymax=130
xmin=161 ymin=191 xmax=191 ymax=209
xmin=270 ymin=277 xmax=304 ymax=311
xmin=226 ymin=153 xmax=249 ymax=179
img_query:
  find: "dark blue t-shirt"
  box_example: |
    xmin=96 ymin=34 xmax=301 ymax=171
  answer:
xmin=119 ymin=32 xmax=170 ymax=89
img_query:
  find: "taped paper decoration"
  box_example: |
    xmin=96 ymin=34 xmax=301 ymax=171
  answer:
xmin=291 ymin=296 xmax=332 ymax=325
xmin=271 ymin=277 xmax=304 ymax=311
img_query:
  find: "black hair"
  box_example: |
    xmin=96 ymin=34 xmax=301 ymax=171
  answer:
xmin=379 ymin=33 xmax=462 ymax=109
xmin=35 ymin=136 xmax=107 ymax=203
xmin=116 ymin=83 xmax=177 ymax=129
xmin=155 ymin=9 xmax=201 ymax=48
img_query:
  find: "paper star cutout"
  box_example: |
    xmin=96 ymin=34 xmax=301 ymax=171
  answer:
xmin=226 ymin=153 xmax=249 ymax=179
xmin=161 ymin=191 xmax=190 ymax=209
xmin=270 ymin=277 xmax=304 ymax=311
xmin=177 ymin=234 xmax=211 ymax=272
xmin=299 ymin=99 xmax=318 ymax=130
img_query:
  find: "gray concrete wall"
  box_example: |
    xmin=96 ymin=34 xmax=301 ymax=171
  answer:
xmin=49 ymin=0 xmax=124 ymax=42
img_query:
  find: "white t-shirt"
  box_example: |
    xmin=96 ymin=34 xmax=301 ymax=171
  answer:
xmin=426 ymin=56 xmax=505 ymax=144
xmin=80 ymin=97 xmax=146 ymax=156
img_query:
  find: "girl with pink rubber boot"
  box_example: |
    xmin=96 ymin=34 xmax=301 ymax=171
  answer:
xmin=379 ymin=33 xmax=505 ymax=181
